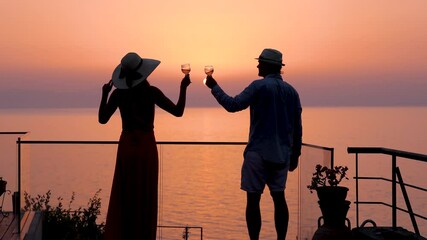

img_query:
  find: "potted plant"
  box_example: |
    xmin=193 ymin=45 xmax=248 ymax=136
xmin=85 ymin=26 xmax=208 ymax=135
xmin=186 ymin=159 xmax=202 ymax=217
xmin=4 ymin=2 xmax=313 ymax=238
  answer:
xmin=308 ymin=164 xmax=351 ymax=230
xmin=307 ymin=164 xmax=349 ymax=203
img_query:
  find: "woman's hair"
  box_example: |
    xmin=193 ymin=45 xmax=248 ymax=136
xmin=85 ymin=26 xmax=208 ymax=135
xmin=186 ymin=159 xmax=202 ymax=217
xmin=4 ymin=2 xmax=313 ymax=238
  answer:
xmin=125 ymin=71 xmax=145 ymax=88
xmin=127 ymin=79 xmax=150 ymax=89
xmin=139 ymin=80 xmax=150 ymax=88
xmin=126 ymin=77 xmax=133 ymax=88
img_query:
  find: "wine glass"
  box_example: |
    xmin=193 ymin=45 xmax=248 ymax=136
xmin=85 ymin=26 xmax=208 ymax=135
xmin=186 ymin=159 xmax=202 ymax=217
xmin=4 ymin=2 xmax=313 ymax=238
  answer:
xmin=181 ymin=63 xmax=191 ymax=75
xmin=203 ymin=65 xmax=214 ymax=85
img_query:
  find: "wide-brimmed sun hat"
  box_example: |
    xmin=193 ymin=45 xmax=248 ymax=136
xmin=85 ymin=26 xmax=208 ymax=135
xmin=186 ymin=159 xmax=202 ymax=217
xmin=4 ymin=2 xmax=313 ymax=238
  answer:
xmin=255 ymin=48 xmax=285 ymax=66
xmin=112 ymin=52 xmax=161 ymax=89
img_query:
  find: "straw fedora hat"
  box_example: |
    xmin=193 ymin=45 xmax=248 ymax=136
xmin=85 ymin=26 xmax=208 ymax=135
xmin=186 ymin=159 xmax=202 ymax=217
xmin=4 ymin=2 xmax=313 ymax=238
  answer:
xmin=112 ymin=52 xmax=161 ymax=89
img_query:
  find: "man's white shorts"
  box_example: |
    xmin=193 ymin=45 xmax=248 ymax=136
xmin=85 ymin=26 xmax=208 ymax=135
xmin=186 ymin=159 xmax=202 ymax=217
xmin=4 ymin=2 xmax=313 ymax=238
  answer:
xmin=241 ymin=151 xmax=289 ymax=193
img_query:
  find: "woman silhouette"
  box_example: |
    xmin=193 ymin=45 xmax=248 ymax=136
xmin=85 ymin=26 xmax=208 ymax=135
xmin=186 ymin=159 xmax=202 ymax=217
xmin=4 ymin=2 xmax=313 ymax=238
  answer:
xmin=99 ymin=52 xmax=191 ymax=240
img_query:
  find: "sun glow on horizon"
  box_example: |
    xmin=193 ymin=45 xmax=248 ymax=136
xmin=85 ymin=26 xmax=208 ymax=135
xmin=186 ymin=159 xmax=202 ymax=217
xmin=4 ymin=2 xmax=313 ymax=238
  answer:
xmin=1 ymin=0 xmax=427 ymax=107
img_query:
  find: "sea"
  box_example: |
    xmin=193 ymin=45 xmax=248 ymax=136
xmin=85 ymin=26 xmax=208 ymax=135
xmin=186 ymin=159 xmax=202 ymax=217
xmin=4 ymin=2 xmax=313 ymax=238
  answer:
xmin=1 ymin=106 xmax=427 ymax=239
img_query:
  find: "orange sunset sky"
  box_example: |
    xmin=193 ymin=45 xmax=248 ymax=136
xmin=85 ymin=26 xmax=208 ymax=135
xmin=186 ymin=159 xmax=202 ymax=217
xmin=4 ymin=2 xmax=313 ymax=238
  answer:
xmin=1 ymin=0 xmax=426 ymax=108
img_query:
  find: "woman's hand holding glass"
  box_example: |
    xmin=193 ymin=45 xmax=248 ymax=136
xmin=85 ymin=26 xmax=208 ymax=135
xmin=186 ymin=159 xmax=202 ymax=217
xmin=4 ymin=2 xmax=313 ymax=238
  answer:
xmin=180 ymin=63 xmax=192 ymax=88
xmin=181 ymin=63 xmax=191 ymax=76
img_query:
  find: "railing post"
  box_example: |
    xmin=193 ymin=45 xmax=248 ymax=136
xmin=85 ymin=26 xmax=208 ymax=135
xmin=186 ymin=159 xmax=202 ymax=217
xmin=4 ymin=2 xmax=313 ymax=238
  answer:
xmin=355 ymin=152 xmax=359 ymax=228
xmin=184 ymin=226 xmax=189 ymax=240
xmin=396 ymin=167 xmax=420 ymax=236
xmin=392 ymin=154 xmax=397 ymax=229
xmin=17 ymin=137 xmax=22 ymax=234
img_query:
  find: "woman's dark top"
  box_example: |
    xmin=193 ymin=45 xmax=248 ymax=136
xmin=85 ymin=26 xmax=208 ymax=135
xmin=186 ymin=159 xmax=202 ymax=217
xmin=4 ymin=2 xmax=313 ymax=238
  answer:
xmin=100 ymin=82 xmax=186 ymax=132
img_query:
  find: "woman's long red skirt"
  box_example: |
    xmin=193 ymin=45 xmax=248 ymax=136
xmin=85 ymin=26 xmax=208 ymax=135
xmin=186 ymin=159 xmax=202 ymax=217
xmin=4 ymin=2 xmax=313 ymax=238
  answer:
xmin=104 ymin=130 xmax=158 ymax=240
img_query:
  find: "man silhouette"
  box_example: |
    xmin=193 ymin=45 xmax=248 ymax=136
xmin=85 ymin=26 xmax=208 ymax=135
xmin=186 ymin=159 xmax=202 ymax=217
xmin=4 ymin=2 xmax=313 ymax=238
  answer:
xmin=205 ymin=48 xmax=302 ymax=239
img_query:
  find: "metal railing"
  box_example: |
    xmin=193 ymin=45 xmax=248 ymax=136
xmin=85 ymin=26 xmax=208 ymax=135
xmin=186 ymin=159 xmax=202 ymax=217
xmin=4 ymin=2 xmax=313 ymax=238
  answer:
xmin=0 ymin=132 xmax=28 ymax=235
xmin=14 ymin=138 xmax=332 ymax=239
xmin=16 ymin=139 xmax=250 ymax=237
xmin=0 ymin=132 xmax=28 ymax=135
xmin=158 ymin=225 xmax=203 ymax=240
xmin=348 ymin=147 xmax=427 ymax=236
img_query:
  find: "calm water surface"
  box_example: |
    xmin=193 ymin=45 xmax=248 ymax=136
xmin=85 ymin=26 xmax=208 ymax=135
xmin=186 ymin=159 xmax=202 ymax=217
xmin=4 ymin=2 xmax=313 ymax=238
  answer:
xmin=1 ymin=107 xmax=427 ymax=239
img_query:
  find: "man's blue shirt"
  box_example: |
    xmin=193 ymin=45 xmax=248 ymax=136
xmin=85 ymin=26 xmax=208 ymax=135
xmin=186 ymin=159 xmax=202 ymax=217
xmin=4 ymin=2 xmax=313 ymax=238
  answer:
xmin=211 ymin=73 xmax=302 ymax=165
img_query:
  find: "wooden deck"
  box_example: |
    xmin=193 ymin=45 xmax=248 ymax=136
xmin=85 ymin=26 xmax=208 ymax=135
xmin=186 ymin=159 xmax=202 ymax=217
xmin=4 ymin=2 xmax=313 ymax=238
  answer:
xmin=0 ymin=213 xmax=19 ymax=240
xmin=0 ymin=212 xmax=43 ymax=240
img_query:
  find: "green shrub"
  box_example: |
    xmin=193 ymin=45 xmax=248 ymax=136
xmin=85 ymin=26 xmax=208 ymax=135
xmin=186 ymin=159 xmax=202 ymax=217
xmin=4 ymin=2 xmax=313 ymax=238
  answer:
xmin=24 ymin=189 xmax=105 ymax=240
